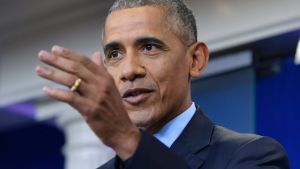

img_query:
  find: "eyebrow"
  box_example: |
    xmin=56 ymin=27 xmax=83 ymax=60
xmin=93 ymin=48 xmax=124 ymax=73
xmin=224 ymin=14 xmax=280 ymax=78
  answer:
xmin=134 ymin=37 xmax=166 ymax=47
xmin=103 ymin=37 xmax=167 ymax=56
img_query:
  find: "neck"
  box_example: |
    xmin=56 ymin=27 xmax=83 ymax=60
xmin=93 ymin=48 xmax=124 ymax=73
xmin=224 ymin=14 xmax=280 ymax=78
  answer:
xmin=146 ymin=98 xmax=193 ymax=134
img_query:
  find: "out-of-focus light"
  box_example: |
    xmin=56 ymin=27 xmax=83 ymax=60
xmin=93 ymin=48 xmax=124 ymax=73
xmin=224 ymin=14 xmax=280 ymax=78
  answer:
xmin=296 ymin=38 xmax=300 ymax=65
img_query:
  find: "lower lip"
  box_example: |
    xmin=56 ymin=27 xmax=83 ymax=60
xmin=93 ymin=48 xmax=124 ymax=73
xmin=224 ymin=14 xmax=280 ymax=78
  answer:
xmin=123 ymin=92 xmax=152 ymax=105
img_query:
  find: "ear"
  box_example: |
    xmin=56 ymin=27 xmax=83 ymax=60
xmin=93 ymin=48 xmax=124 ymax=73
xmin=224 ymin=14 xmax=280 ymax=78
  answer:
xmin=189 ymin=42 xmax=209 ymax=78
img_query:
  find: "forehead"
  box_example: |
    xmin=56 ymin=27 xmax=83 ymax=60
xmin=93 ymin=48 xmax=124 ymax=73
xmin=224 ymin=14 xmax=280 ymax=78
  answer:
xmin=103 ymin=6 xmax=170 ymax=44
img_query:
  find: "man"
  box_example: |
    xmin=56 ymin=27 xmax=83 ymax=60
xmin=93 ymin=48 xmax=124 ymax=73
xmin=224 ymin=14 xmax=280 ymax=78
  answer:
xmin=36 ymin=0 xmax=290 ymax=168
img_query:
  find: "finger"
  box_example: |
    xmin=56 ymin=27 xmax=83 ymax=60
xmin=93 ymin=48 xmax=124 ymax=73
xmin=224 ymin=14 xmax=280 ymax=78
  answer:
xmin=36 ymin=65 xmax=90 ymax=95
xmin=43 ymin=86 xmax=80 ymax=103
xmin=38 ymin=50 xmax=94 ymax=81
xmin=91 ymin=51 xmax=105 ymax=66
xmin=43 ymin=86 xmax=90 ymax=114
xmin=52 ymin=45 xmax=102 ymax=75
xmin=36 ymin=65 xmax=77 ymax=87
xmin=91 ymin=52 xmax=108 ymax=75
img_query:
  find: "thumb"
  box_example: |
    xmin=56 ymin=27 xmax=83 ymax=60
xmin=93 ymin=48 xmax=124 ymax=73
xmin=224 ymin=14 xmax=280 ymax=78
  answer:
xmin=91 ymin=52 xmax=103 ymax=66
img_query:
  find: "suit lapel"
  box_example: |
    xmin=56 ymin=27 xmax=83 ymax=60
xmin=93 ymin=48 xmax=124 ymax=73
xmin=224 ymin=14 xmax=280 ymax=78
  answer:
xmin=170 ymin=108 xmax=214 ymax=169
xmin=99 ymin=108 xmax=214 ymax=169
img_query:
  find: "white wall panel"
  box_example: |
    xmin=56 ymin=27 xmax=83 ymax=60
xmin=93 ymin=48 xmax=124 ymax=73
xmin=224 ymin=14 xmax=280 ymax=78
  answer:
xmin=188 ymin=0 xmax=300 ymax=50
xmin=0 ymin=15 xmax=104 ymax=106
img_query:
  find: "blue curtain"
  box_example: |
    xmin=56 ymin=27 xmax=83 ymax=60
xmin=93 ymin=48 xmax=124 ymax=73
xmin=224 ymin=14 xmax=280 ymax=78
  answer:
xmin=256 ymin=56 xmax=300 ymax=169
xmin=191 ymin=68 xmax=256 ymax=133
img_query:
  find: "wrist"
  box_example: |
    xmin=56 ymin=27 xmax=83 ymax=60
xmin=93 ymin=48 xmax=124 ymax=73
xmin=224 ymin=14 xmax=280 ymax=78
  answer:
xmin=112 ymin=126 xmax=141 ymax=161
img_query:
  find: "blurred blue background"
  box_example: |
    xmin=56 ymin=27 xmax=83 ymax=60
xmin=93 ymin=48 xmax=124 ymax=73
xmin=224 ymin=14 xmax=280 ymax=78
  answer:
xmin=192 ymin=56 xmax=300 ymax=169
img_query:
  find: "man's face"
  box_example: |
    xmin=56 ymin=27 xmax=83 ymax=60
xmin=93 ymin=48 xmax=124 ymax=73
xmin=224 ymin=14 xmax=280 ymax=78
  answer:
xmin=103 ymin=6 xmax=193 ymax=132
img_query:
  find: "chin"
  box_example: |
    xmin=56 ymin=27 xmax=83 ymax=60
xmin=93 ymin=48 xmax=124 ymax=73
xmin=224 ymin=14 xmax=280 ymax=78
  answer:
xmin=128 ymin=109 xmax=157 ymax=129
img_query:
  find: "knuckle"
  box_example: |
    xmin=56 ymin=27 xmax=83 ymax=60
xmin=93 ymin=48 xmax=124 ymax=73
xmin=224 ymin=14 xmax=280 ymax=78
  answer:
xmin=46 ymin=69 xmax=54 ymax=78
xmin=79 ymin=56 xmax=90 ymax=65
xmin=67 ymin=93 xmax=76 ymax=103
xmin=96 ymin=95 xmax=106 ymax=104
xmin=92 ymin=90 xmax=104 ymax=103
xmin=66 ymin=94 xmax=73 ymax=101
xmin=83 ymin=106 xmax=91 ymax=114
xmin=67 ymin=77 xmax=76 ymax=86
xmin=69 ymin=62 xmax=81 ymax=73
xmin=85 ymin=104 xmax=98 ymax=115
xmin=101 ymin=81 xmax=111 ymax=94
xmin=68 ymin=96 xmax=77 ymax=105
xmin=50 ymin=54 xmax=58 ymax=62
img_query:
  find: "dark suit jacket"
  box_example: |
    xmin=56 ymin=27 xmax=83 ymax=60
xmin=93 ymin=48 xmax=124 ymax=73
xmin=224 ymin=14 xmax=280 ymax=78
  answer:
xmin=98 ymin=108 xmax=290 ymax=169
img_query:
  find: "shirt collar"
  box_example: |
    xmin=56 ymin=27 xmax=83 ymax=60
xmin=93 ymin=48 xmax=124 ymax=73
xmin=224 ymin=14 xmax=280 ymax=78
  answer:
xmin=153 ymin=102 xmax=196 ymax=148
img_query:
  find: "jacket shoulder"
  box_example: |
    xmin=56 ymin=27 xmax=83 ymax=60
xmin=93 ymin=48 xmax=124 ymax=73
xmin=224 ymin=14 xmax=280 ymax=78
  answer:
xmin=207 ymin=125 xmax=290 ymax=169
xmin=212 ymin=125 xmax=262 ymax=148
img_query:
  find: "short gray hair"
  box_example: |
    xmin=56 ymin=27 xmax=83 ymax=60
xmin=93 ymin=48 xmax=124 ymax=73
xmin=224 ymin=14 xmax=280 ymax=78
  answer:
xmin=105 ymin=0 xmax=197 ymax=45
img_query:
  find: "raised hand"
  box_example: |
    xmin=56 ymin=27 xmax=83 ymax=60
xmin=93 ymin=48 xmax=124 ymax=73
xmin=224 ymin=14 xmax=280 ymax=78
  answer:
xmin=36 ymin=45 xmax=140 ymax=160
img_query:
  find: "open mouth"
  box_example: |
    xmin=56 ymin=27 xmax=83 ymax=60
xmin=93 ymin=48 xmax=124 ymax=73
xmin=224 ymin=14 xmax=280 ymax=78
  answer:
xmin=122 ymin=88 xmax=154 ymax=105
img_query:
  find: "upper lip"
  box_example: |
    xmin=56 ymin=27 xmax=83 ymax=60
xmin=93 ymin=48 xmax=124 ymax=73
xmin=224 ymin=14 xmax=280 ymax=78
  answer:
xmin=122 ymin=88 xmax=154 ymax=98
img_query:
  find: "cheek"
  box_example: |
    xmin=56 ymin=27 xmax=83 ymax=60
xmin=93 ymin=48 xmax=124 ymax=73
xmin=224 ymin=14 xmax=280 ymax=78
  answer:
xmin=106 ymin=67 xmax=120 ymax=85
xmin=146 ymin=58 xmax=172 ymax=90
xmin=146 ymin=54 xmax=188 ymax=98
xmin=151 ymin=53 xmax=188 ymax=81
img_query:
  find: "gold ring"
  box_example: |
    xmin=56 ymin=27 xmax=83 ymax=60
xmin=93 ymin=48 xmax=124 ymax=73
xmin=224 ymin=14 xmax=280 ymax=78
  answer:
xmin=70 ymin=78 xmax=82 ymax=92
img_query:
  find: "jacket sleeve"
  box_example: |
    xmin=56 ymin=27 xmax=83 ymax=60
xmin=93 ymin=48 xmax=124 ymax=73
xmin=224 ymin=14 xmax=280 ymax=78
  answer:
xmin=121 ymin=130 xmax=190 ymax=169
xmin=225 ymin=136 xmax=290 ymax=169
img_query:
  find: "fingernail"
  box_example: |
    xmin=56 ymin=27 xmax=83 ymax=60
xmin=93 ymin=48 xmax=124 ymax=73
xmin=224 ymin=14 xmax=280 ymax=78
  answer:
xmin=52 ymin=45 xmax=64 ymax=54
xmin=43 ymin=86 xmax=51 ymax=94
xmin=36 ymin=66 xmax=43 ymax=75
xmin=38 ymin=50 xmax=51 ymax=60
xmin=36 ymin=66 xmax=47 ymax=76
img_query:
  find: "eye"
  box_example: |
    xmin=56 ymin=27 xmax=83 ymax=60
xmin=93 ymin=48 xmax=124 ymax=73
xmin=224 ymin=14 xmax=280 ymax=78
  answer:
xmin=143 ymin=44 xmax=158 ymax=52
xmin=107 ymin=50 xmax=122 ymax=59
xmin=144 ymin=44 xmax=155 ymax=51
xmin=141 ymin=44 xmax=163 ymax=56
xmin=111 ymin=50 xmax=120 ymax=58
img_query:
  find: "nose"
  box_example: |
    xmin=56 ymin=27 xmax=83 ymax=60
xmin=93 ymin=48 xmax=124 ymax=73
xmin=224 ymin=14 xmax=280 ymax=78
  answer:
xmin=120 ymin=54 xmax=146 ymax=82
